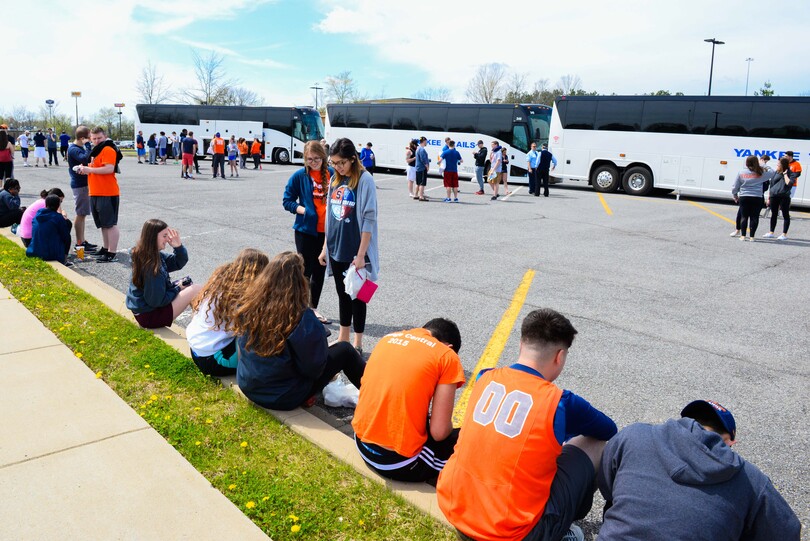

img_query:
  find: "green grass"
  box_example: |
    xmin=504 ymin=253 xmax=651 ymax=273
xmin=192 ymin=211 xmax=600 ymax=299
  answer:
xmin=0 ymin=236 xmax=454 ymax=541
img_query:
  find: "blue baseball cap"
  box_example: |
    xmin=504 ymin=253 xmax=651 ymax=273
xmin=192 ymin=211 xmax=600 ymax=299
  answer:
xmin=681 ymin=400 xmax=736 ymax=441
xmin=215 ymin=132 xmax=220 ymax=137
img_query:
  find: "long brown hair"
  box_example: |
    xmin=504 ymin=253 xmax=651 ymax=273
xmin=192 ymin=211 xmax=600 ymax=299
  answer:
xmin=131 ymin=219 xmax=168 ymax=289
xmin=232 ymin=252 xmax=310 ymax=357
xmin=191 ymin=248 xmax=270 ymax=330
xmin=304 ymin=140 xmax=329 ymax=192
xmin=329 ymin=137 xmax=364 ymax=190
xmin=745 ymin=155 xmax=764 ymax=176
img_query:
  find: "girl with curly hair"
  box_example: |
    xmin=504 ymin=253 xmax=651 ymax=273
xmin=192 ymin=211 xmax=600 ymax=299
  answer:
xmin=234 ymin=251 xmax=365 ymax=411
xmin=186 ymin=248 xmax=269 ymax=376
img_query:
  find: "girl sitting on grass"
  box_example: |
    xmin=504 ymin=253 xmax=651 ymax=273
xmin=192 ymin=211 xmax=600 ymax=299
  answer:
xmin=186 ymin=248 xmax=269 ymax=376
xmin=234 ymin=251 xmax=366 ymax=411
xmin=126 ymin=219 xmax=201 ymax=329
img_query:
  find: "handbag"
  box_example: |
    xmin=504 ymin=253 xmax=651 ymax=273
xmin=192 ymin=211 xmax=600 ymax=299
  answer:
xmin=343 ymin=264 xmax=378 ymax=303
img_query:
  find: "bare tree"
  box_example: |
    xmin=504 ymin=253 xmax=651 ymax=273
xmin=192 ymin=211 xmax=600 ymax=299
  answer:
xmin=324 ymin=71 xmax=358 ymax=104
xmin=136 ymin=61 xmax=173 ymax=104
xmin=10 ymin=106 xmax=37 ymax=129
xmin=465 ymin=63 xmax=507 ymax=103
xmin=222 ymin=87 xmax=264 ymax=106
xmin=413 ymin=86 xmax=452 ymax=102
xmin=558 ymin=74 xmax=583 ymax=95
xmin=533 ymin=78 xmax=551 ymax=96
xmin=502 ymin=72 xmax=530 ymax=103
xmin=186 ymin=50 xmax=234 ymax=105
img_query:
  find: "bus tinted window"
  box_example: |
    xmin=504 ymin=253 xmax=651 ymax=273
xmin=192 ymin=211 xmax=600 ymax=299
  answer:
xmin=595 ymin=100 xmax=642 ymax=131
xmin=419 ymin=108 xmax=447 ymax=132
xmin=693 ymin=101 xmax=750 ymax=136
xmin=368 ymin=106 xmax=393 ymax=129
xmin=347 ymin=107 xmax=369 ymax=128
xmin=446 ymin=107 xmax=478 ymax=133
xmin=478 ymin=108 xmax=512 ymax=142
xmin=330 ymin=106 xmax=347 ymax=128
xmin=393 ymin=107 xmax=418 ymax=130
xmin=265 ymin=109 xmax=291 ymax=132
xmin=749 ymin=102 xmax=810 ymax=140
xmin=641 ymin=100 xmax=692 ymax=133
xmin=512 ymin=124 xmax=530 ymax=152
xmin=562 ymin=100 xmax=596 ymax=130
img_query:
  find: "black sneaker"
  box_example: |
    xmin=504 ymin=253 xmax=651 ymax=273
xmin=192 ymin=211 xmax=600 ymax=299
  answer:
xmin=80 ymin=240 xmax=99 ymax=251
xmin=64 ymin=261 xmax=74 ymax=268
xmin=96 ymin=253 xmax=117 ymax=263
xmin=92 ymin=247 xmax=110 ymax=258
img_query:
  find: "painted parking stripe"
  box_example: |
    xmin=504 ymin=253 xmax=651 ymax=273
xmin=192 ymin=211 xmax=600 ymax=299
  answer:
xmin=597 ymin=193 xmax=613 ymax=216
xmin=687 ymin=201 xmax=736 ymax=225
xmin=452 ymin=269 xmax=536 ymax=427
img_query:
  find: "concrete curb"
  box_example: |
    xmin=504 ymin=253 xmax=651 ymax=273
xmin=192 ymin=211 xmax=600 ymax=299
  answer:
xmin=0 ymin=228 xmax=447 ymax=525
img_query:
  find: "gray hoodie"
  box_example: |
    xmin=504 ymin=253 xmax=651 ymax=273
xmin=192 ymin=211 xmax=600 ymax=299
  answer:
xmin=732 ymin=170 xmax=770 ymax=198
xmin=597 ymin=418 xmax=800 ymax=541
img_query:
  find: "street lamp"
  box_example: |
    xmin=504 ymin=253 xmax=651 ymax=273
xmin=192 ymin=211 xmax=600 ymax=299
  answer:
xmin=114 ymin=103 xmax=125 ymax=141
xmin=71 ymin=91 xmax=82 ymax=126
xmin=745 ymin=57 xmax=754 ymax=96
xmin=704 ymin=38 xmax=725 ymax=96
xmin=310 ymin=83 xmax=323 ymax=110
xmin=45 ymin=99 xmax=55 ymax=126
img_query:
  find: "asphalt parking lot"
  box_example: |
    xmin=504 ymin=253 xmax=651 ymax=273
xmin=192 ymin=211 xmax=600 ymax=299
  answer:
xmin=11 ymin=158 xmax=810 ymax=533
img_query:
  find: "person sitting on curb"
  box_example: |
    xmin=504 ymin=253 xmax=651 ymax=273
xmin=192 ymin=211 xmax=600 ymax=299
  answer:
xmin=597 ymin=399 xmax=801 ymax=541
xmin=186 ymin=248 xmax=269 ymax=377
xmin=18 ymin=188 xmax=65 ymax=247
xmin=352 ymin=318 xmax=465 ymax=483
xmin=437 ymin=308 xmax=617 ymax=541
xmin=25 ymin=194 xmax=72 ymax=266
xmin=126 ymin=219 xmax=201 ymax=329
xmin=0 ymin=178 xmax=25 ymax=228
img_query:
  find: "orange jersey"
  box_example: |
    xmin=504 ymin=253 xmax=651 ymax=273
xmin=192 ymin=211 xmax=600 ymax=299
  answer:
xmin=238 ymin=142 xmax=249 ymax=155
xmin=88 ymin=146 xmax=119 ymax=197
xmin=251 ymin=141 xmax=262 ymax=154
xmin=789 ymin=160 xmax=801 ymax=187
xmin=352 ymin=328 xmax=464 ymax=458
xmin=212 ymin=137 xmax=225 ymax=154
xmin=310 ymin=169 xmax=327 ymax=233
xmin=437 ymin=367 xmax=563 ymax=541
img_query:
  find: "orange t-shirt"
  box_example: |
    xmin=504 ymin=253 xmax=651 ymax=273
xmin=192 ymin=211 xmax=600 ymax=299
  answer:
xmin=238 ymin=142 xmax=248 ymax=155
xmin=212 ymin=137 xmax=225 ymax=154
xmin=251 ymin=141 xmax=262 ymax=154
xmin=310 ymin=169 xmax=327 ymax=233
xmin=789 ymin=160 xmax=801 ymax=187
xmin=437 ymin=367 xmax=563 ymax=541
xmin=88 ymin=146 xmax=120 ymax=197
xmin=352 ymin=328 xmax=465 ymax=458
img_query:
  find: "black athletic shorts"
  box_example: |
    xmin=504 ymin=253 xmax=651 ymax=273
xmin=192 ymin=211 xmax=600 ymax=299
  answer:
xmin=415 ymin=169 xmax=428 ymax=187
xmin=90 ymin=195 xmax=120 ymax=229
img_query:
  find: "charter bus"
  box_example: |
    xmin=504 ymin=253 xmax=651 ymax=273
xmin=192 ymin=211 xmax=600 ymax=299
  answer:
xmin=548 ymin=95 xmax=809 ymax=206
xmin=325 ymin=103 xmax=552 ymax=181
xmin=134 ymin=104 xmax=325 ymax=164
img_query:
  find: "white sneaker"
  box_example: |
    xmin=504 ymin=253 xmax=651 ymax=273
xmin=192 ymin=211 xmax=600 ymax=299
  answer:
xmin=748 ymin=236 xmax=755 ymax=242
xmin=777 ymin=234 xmax=787 ymax=240
xmin=730 ymin=230 xmax=740 ymax=237
xmin=762 ymin=232 xmax=775 ymax=238
xmin=740 ymin=236 xmax=746 ymax=241
xmin=561 ymin=524 xmax=584 ymax=541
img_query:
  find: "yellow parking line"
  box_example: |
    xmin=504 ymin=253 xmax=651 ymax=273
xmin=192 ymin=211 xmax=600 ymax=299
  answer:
xmin=598 ymin=193 xmax=613 ymax=216
xmin=687 ymin=201 xmax=736 ymax=225
xmin=452 ymin=270 xmax=536 ymax=427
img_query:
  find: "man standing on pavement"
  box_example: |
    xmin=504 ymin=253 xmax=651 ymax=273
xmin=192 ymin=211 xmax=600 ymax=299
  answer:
xmin=32 ymin=129 xmax=47 ymax=167
xmin=438 ymin=140 xmax=462 ymax=203
xmin=526 ymin=142 xmax=541 ymax=195
xmin=784 ymin=150 xmax=801 ymax=198
xmin=597 ymin=400 xmax=801 ymax=540
xmin=136 ymin=130 xmax=145 ymax=163
xmin=181 ymin=131 xmax=197 ymax=180
xmin=47 ymin=128 xmax=59 ymax=166
xmin=158 ymin=131 xmax=168 ymax=164
xmin=414 ymin=136 xmax=430 ymax=202
xmin=18 ymin=130 xmax=31 ymax=167
xmin=66 ymin=126 xmax=99 ymax=255
xmin=76 ymin=127 xmax=120 ymax=263
xmin=211 ymin=132 xmax=226 ymax=178
xmin=537 ymin=143 xmax=557 ymax=198
xmin=59 ymin=130 xmax=70 ymax=159
xmin=359 ymin=142 xmax=375 ymax=176
xmin=472 ymin=140 xmax=486 ymax=195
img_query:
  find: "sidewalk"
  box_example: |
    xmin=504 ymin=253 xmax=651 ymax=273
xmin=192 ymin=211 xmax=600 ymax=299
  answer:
xmin=0 ymin=283 xmax=270 ymax=541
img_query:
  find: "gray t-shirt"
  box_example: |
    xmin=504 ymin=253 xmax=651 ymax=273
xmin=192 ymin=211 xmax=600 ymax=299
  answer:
xmin=326 ymin=179 xmax=362 ymax=264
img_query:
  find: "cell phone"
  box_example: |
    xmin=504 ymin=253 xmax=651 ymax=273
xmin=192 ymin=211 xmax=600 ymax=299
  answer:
xmin=181 ymin=276 xmax=193 ymax=287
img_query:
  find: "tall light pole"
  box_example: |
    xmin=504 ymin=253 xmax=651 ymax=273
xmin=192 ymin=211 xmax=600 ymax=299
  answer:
xmin=114 ymin=103 xmax=125 ymax=141
xmin=45 ymin=99 xmax=55 ymax=126
xmin=310 ymin=83 xmax=323 ymax=110
xmin=744 ymin=57 xmax=754 ymax=96
xmin=71 ymin=91 xmax=82 ymax=126
xmin=704 ymin=38 xmax=725 ymax=96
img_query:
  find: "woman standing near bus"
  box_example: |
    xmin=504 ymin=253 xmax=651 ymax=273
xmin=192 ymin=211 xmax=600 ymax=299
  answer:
xmin=731 ymin=156 xmax=770 ymax=241
xmin=763 ymin=157 xmax=796 ymax=240
xmin=318 ymin=137 xmax=379 ymax=354
xmin=283 ymin=140 xmax=334 ymax=324
xmin=501 ymin=147 xmax=511 ymax=195
xmin=405 ymin=139 xmax=417 ymax=198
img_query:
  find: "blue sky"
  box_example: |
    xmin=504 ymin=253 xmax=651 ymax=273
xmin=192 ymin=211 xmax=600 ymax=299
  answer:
xmin=6 ymin=0 xmax=810 ymax=121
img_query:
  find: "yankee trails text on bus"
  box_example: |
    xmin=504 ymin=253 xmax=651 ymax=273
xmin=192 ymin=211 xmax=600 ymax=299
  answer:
xmin=734 ymin=149 xmax=802 ymax=160
xmin=425 ymin=139 xmax=478 ymax=149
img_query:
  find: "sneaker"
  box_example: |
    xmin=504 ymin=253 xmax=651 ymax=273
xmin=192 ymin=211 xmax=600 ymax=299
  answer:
xmin=188 ymin=175 xmax=194 ymax=180
xmin=777 ymin=234 xmax=787 ymax=240
xmin=491 ymin=195 xmax=499 ymax=200
xmin=443 ymin=198 xmax=451 ymax=203
xmin=93 ymin=247 xmax=110 ymax=258
xmin=730 ymin=230 xmax=741 ymax=237
xmin=453 ymin=198 xmax=459 ymax=203
xmin=739 ymin=236 xmax=746 ymax=241
xmin=749 ymin=237 xmax=755 ymax=242
xmin=475 ymin=190 xmax=484 ymax=195
xmin=96 ymin=253 xmax=117 ymax=263
xmin=64 ymin=261 xmax=74 ymax=268
xmin=762 ymin=232 xmax=775 ymax=238
xmin=561 ymin=524 xmax=584 ymax=541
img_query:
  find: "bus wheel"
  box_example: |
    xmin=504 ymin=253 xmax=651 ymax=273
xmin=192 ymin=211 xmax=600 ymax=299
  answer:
xmin=274 ymin=149 xmax=291 ymax=164
xmin=622 ymin=166 xmax=653 ymax=196
xmin=591 ymin=165 xmax=620 ymax=192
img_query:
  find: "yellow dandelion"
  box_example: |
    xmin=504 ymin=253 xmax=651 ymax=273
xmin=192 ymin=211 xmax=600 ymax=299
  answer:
xmin=78 ymin=340 xmax=86 ymax=344
xmin=140 ymin=405 xmax=146 ymax=409
xmin=240 ymin=441 xmax=248 ymax=448
xmin=288 ymin=514 xmax=299 ymax=522
xmin=291 ymin=525 xmax=301 ymax=533
xmin=148 ymin=372 xmax=155 ymax=376
xmin=75 ymin=352 xmax=83 ymax=359
xmin=112 ymin=337 xmax=118 ymax=341
xmin=89 ymin=330 xmax=96 ymax=334
xmin=193 ymin=407 xmax=201 ymax=411
xmin=195 ymin=441 xmax=201 ymax=446
xmin=63 ymin=308 xmax=70 ymax=313
xmin=228 ymin=484 xmax=236 ymax=490
xmin=139 ymin=412 xmax=145 ymax=417
xmin=94 ymin=371 xmax=102 ymax=378
xmin=358 ymin=520 xmax=365 ymax=526
xmin=150 ymin=394 xmax=158 ymax=401
xmin=164 ymin=415 xmax=171 ymax=420
xmin=205 ymin=419 xmax=213 ymax=424
xmin=144 ymin=364 xmax=150 ymax=368
xmin=262 ymin=496 xmax=269 ymax=502
xmin=246 ymin=501 xmax=256 ymax=509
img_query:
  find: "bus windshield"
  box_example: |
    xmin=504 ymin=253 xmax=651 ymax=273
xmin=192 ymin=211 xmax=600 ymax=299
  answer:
xmin=527 ymin=108 xmax=552 ymax=146
xmin=300 ymin=109 xmax=325 ymax=141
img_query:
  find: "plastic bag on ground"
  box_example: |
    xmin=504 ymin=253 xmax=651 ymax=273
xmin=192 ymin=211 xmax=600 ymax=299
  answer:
xmin=322 ymin=380 xmax=359 ymax=408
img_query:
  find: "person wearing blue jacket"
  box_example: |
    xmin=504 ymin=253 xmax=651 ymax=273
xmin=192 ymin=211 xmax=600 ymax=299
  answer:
xmin=359 ymin=142 xmax=375 ymax=176
xmin=25 ymin=195 xmax=72 ymax=265
xmin=282 ymin=140 xmax=334 ymax=324
xmin=126 ymin=219 xmax=202 ymax=328
xmin=234 ymin=252 xmax=365 ymax=410
xmin=597 ymin=400 xmax=801 ymax=540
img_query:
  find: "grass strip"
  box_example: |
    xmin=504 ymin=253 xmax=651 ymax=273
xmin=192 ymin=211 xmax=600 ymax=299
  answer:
xmin=0 ymin=236 xmax=454 ymax=541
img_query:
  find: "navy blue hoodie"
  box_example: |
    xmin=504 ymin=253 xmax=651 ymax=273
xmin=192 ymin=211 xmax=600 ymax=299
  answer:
xmin=25 ymin=208 xmax=71 ymax=263
xmin=125 ymin=246 xmax=188 ymax=314
xmin=236 ymin=309 xmax=327 ymax=411
xmin=597 ymin=418 xmax=800 ymax=540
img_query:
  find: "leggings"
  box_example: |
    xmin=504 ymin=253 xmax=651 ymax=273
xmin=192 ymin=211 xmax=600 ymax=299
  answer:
xmin=252 ymin=153 xmax=261 ymax=168
xmin=306 ymin=341 xmax=365 ymax=399
xmin=739 ymin=196 xmax=764 ymax=237
xmin=295 ymin=230 xmax=326 ymax=308
xmin=769 ymin=195 xmax=791 ymax=234
xmin=330 ymin=258 xmax=367 ymax=333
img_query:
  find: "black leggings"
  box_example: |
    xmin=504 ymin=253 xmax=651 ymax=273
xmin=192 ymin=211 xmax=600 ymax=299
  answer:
xmin=330 ymin=258 xmax=367 ymax=333
xmin=769 ymin=196 xmax=791 ymax=234
xmin=295 ymin=230 xmax=326 ymax=308
xmin=307 ymin=341 xmax=365 ymax=398
xmin=252 ymin=153 xmax=261 ymax=168
xmin=739 ymin=196 xmax=763 ymax=237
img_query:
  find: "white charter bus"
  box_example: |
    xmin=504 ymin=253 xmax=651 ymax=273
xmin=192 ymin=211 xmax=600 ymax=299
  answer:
xmin=548 ymin=95 xmax=809 ymax=206
xmin=325 ymin=103 xmax=552 ymax=181
xmin=134 ymin=104 xmax=325 ymax=164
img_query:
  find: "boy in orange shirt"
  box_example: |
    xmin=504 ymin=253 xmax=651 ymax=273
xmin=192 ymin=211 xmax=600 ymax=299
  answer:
xmin=76 ymin=127 xmax=120 ymax=263
xmin=437 ymin=308 xmax=617 ymax=541
xmin=352 ymin=318 xmax=464 ymax=483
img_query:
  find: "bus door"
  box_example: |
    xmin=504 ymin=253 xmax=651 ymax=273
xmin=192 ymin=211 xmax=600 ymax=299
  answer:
xmin=291 ymin=114 xmax=304 ymax=163
xmin=509 ymin=123 xmax=530 ymax=180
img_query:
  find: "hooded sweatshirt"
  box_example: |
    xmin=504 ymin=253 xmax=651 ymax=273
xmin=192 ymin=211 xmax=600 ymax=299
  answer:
xmin=732 ymin=170 xmax=770 ymax=198
xmin=25 ymin=208 xmax=71 ymax=263
xmin=597 ymin=418 xmax=800 ymax=541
